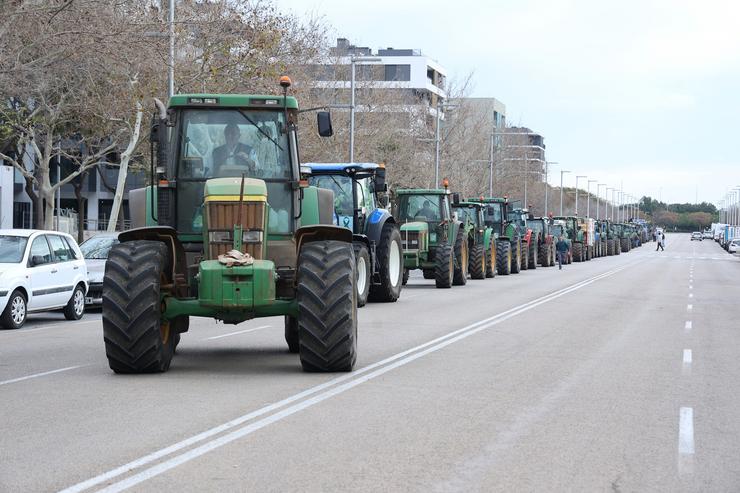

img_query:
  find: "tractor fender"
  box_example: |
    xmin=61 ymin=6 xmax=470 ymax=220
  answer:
xmin=295 ymin=225 xmax=353 ymax=253
xmin=117 ymin=226 xmax=186 ymax=285
xmin=483 ymin=228 xmax=493 ymax=251
xmin=524 ymin=229 xmax=533 ymax=245
xmin=364 ymin=208 xmax=395 ymax=244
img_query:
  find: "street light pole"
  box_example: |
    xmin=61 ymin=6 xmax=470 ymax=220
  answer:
xmin=560 ymin=170 xmax=570 ymax=216
xmin=349 ymin=56 xmax=381 ymax=163
xmin=168 ymin=0 xmax=175 ymax=98
xmin=587 ymin=180 xmax=598 ymax=218
xmin=575 ymin=175 xmax=587 ymax=215
xmin=597 ymin=184 xmax=606 ymax=220
xmin=544 ymin=161 xmax=557 ymax=216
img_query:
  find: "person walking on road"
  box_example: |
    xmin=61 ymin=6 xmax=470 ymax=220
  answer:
xmin=656 ymin=232 xmax=665 ymax=251
xmin=556 ymin=235 xmax=569 ymax=269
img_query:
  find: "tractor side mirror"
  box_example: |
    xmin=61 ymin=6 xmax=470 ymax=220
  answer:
xmin=317 ymin=111 xmax=333 ymax=137
xmin=452 ymin=193 xmax=460 ymax=205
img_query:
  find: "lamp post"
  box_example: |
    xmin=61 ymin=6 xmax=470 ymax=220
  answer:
xmin=597 ymin=184 xmax=606 ymax=220
xmin=587 ymin=180 xmax=598 ymax=218
xmin=545 ymin=161 xmax=558 ymax=216
xmin=560 ymin=170 xmax=570 ymax=216
xmin=574 ymin=175 xmax=587 ymax=215
xmin=606 ymin=188 xmax=614 ymax=221
xmin=349 ymin=56 xmax=382 ymax=163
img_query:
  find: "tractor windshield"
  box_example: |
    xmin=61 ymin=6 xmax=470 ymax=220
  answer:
xmin=528 ymin=220 xmax=543 ymax=235
xmin=551 ymin=224 xmax=565 ymax=237
xmin=175 ymin=108 xmax=293 ymax=234
xmin=454 ymin=206 xmax=478 ymax=227
xmin=399 ymin=195 xmax=443 ymax=222
xmin=310 ymin=174 xmax=354 ymax=224
xmin=482 ymin=203 xmax=502 ymax=227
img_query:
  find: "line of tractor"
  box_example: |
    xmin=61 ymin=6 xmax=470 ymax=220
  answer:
xmin=98 ymin=80 xmax=650 ymax=377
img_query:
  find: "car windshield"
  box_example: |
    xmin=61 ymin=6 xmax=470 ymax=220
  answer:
xmin=0 ymin=235 xmax=28 ymax=263
xmin=80 ymin=236 xmax=119 ymax=259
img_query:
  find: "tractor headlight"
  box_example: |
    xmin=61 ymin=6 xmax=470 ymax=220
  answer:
xmin=209 ymin=231 xmax=231 ymax=242
xmin=242 ymin=230 xmax=263 ymax=244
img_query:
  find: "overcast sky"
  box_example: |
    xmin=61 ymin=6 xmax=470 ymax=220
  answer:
xmin=274 ymin=0 xmax=739 ymax=204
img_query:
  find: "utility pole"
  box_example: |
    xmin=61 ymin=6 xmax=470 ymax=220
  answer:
xmin=168 ymin=0 xmax=175 ymax=98
xmin=560 ymin=170 xmax=570 ymax=216
xmin=587 ymin=180 xmax=598 ymax=218
xmin=575 ymin=175 xmax=586 ymax=215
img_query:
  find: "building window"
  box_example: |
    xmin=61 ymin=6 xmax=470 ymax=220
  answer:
xmin=13 ymin=202 xmax=31 ymax=229
xmin=384 ymin=64 xmax=411 ymax=81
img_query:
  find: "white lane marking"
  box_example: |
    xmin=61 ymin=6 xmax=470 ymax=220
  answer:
xmin=679 ymin=407 xmax=695 ymax=454
xmin=683 ymin=349 xmax=692 ymax=364
xmin=687 ymin=304 xmax=693 ymax=311
xmin=61 ymin=263 xmax=636 ymax=493
xmin=673 ymin=255 xmax=681 ymax=259
xmin=689 ymin=285 xmax=693 ymax=290
xmin=1 ymin=319 xmax=101 ymax=335
xmin=685 ymin=321 xmax=692 ymax=330
xmin=689 ymin=293 xmax=693 ymax=298
xmin=203 ymin=325 xmax=271 ymax=341
xmin=0 ymin=365 xmax=86 ymax=386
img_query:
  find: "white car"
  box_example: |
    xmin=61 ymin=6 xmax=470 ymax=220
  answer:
xmin=728 ymin=239 xmax=740 ymax=254
xmin=0 ymin=229 xmax=88 ymax=329
xmin=690 ymin=232 xmax=703 ymax=241
xmin=79 ymin=233 xmax=119 ymax=306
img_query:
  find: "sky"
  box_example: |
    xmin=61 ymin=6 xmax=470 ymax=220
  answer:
xmin=273 ymin=0 xmax=740 ymax=205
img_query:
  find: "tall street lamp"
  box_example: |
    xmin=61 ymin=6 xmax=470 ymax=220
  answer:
xmin=560 ymin=170 xmax=570 ymax=216
xmin=574 ymin=175 xmax=587 ymax=215
xmin=606 ymin=187 xmax=614 ymax=221
xmin=349 ymin=56 xmax=382 ymax=163
xmin=545 ymin=161 xmax=558 ymax=216
xmin=597 ymin=184 xmax=606 ymax=220
xmin=587 ymin=180 xmax=598 ymax=218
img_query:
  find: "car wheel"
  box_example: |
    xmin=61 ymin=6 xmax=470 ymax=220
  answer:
xmin=64 ymin=284 xmax=85 ymax=320
xmin=1 ymin=290 xmax=27 ymax=330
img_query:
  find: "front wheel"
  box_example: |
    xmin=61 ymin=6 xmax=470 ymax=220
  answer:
xmin=64 ymin=284 xmax=85 ymax=321
xmin=452 ymin=230 xmax=468 ymax=285
xmin=469 ymin=244 xmax=485 ymax=280
xmin=435 ymin=243 xmax=454 ymax=288
xmin=528 ymin=240 xmax=537 ymax=269
xmin=0 ymin=290 xmax=27 ymax=330
xmin=485 ymin=241 xmax=496 ymax=278
xmin=354 ymin=243 xmax=370 ymax=307
xmin=297 ymin=241 xmax=357 ymax=372
xmin=511 ymin=240 xmax=522 ymax=274
xmin=368 ymin=224 xmax=403 ymax=302
xmin=285 ymin=316 xmax=299 ymax=353
xmin=102 ymin=241 xmax=175 ymax=373
xmin=496 ymin=240 xmax=512 ymax=275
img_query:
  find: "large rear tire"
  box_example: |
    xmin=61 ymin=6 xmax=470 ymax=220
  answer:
xmin=485 ymin=242 xmax=496 ymax=278
xmin=354 ymin=243 xmax=370 ymax=307
xmin=511 ymin=240 xmax=522 ymax=274
xmin=496 ymin=240 xmax=511 ymax=275
xmin=435 ymin=243 xmax=454 ymax=288
xmin=297 ymin=241 xmax=357 ymax=372
xmin=528 ymin=240 xmax=537 ymax=269
xmin=539 ymin=244 xmax=549 ymax=267
xmin=573 ymin=242 xmax=583 ymax=262
xmin=368 ymin=224 xmax=403 ymax=302
xmin=453 ymin=230 xmax=468 ymax=286
xmin=470 ymin=244 xmax=485 ymax=280
xmin=102 ymin=241 xmax=175 ymax=373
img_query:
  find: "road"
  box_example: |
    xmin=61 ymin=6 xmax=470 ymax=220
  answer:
xmin=2 ymin=233 xmax=739 ymax=492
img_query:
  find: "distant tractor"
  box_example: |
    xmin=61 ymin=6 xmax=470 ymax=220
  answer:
xmin=507 ymin=205 xmax=537 ymax=270
xmin=467 ymin=197 xmax=521 ymax=275
xmin=394 ymin=183 xmax=468 ymax=288
xmin=554 ymin=216 xmax=589 ymax=262
xmin=451 ymin=199 xmax=497 ymax=279
xmin=103 ymin=79 xmax=359 ymax=374
xmin=526 ymin=216 xmax=557 ymax=267
xmin=550 ymin=219 xmax=572 ymax=263
xmin=306 ymin=163 xmax=403 ymax=307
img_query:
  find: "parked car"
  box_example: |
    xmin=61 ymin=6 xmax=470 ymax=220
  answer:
xmin=728 ymin=238 xmax=740 ymax=253
xmin=690 ymin=232 xmax=703 ymax=241
xmin=0 ymin=229 xmax=88 ymax=329
xmin=79 ymin=233 xmax=119 ymax=306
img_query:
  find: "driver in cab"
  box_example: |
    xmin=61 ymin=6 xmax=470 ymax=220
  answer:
xmin=212 ymin=123 xmax=259 ymax=175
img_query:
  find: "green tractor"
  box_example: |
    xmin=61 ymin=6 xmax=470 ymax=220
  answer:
xmin=526 ymin=216 xmax=557 ymax=267
xmin=394 ymin=184 xmax=468 ymax=288
xmin=305 ymin=163 xmax=403 ymax=307
xmin=605 ymin=220 xmax=620 ymax=255
xmin=103 ymin=81 xmax=358 ymax=374
xmin=554 ymin=216 xmax=589 ymax=262
xmin=467 ymin=197 xmax=522 ymax=275
xmin=507 ymin=205 xmax=537 ymax=270
xmin=451 ymin=199 xmax=497 ymax=279
xmin=617 ymin=223 xmax=632 ymax=253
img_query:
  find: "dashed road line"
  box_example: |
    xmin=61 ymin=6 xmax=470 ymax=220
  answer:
xmin=685 ymin=321 xmax=692 ymax=331
xmin=0 ymin=365 xmax=87 ymax=387
xmin=678 ymin=407 xmax=695 ymax=475
xmin=687 ymin=304 xmax=692 ymax=311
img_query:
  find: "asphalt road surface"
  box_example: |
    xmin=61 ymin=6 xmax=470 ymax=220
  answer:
xmin=2 ymin=233 xmax=739 ymax=492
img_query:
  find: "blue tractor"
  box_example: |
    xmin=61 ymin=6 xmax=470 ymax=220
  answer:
xmin=306 ymin=163 xmax=403 ymax=306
